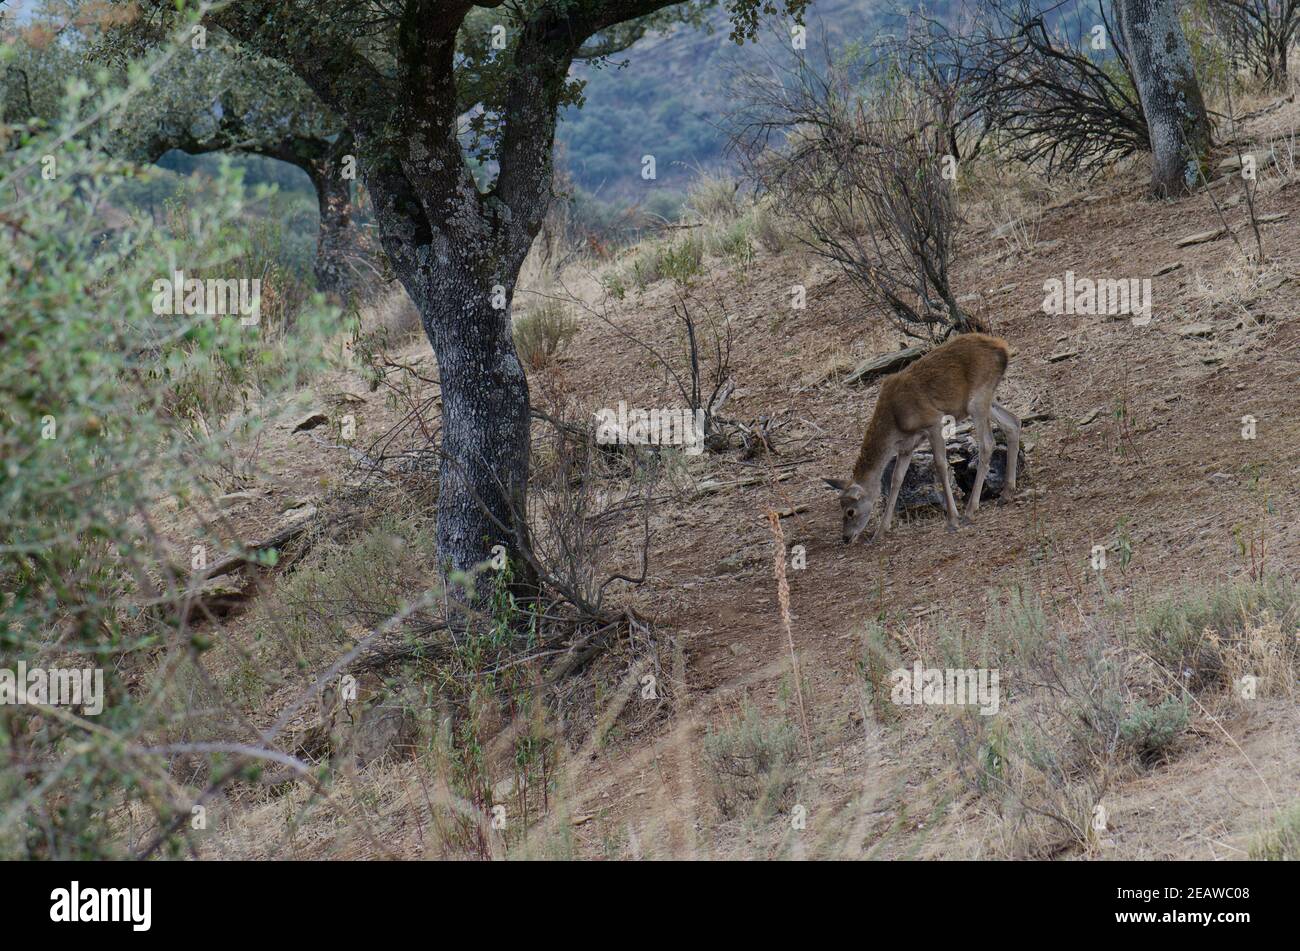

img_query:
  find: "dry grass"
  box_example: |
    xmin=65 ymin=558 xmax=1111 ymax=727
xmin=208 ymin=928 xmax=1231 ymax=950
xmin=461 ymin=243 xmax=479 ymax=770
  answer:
xmin=513 ymin=300 xmax=579 ymax=369
xmin=1249 ymin=801 xmax=1300 ymax=860
xmin=358 ymin=284 xmax=423 ymax=339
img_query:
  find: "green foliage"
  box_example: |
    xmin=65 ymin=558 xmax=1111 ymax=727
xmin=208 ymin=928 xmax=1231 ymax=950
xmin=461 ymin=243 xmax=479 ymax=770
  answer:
xmin=632 ymin=236 xmax=705 ymax=288
xmin=702 ymin=697 xmax=799 ymax=818
xmin=0 ymin=73 xmax=333 ymax=856
xmin=1117 ymin=697 xmax=1189 ymax=763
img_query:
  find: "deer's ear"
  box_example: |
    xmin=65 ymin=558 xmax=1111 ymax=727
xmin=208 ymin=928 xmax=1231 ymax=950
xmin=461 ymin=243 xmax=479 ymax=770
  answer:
xmin=823 ymin=477 xmax=848 ymax=493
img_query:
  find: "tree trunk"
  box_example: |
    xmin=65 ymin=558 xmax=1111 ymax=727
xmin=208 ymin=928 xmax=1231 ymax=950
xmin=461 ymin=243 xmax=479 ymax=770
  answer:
xmin=1118 ymin=0 xmax=1212 ymax=197
xmin=352 ymin=40 xmax=562 ymax=584
xmin=304 ymin=133 xmax=356 ymax=300
xmin=309 ymin=167 xmax=354 ymax=298
xmin=364 ymin=157 xmax=536 ymax=581
xmin=420 ymin=268 xmax=531 ymax=579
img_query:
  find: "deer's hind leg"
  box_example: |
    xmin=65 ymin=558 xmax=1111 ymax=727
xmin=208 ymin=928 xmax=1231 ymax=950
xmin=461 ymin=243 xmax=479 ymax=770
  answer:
xmin=964 ymin=399 xmax=996 ymax=520
xmin=990 ymin=401 xmax=1021 ymax=497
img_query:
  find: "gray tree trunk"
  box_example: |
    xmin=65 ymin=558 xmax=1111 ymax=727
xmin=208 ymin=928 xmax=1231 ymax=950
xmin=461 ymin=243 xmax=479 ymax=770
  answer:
xmin=421 ymin=272 xmax=531 ymax=578
xmin=366 ymin=158 xmax=538 ymax=580
xmin=305 ymin=134 xmax=356 ymax=299
xmin=1118 ymin=0 xmax=1212 ymax=197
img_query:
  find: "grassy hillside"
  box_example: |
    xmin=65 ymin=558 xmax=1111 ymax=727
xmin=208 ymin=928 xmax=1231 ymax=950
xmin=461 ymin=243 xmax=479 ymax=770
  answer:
xmin=117 ymin=88 xmax=1300 ymax=859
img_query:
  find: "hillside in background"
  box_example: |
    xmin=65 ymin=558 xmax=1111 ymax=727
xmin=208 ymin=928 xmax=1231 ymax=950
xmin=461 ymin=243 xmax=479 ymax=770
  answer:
xmin=558 ymin=0 xmax=898 ymax=200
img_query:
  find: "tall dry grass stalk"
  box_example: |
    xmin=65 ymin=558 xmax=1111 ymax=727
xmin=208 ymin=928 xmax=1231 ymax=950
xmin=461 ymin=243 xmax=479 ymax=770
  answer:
xmin=766 ymin=510 xmax=814 ymax=760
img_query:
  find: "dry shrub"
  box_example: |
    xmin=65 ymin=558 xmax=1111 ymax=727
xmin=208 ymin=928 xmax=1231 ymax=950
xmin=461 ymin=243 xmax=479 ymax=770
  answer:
xmin=948 ymin=594 xmax=1204 ymax=857
xmin=513 ymin=300 xmax=578 ymax=370
xmin=734 ymin=55 xmax=971 ymax=339
xmin=1135 ymin=576 xmax=1299 ymax=695
xmin=359 ymin=284 xmax=423 ymax=339
xmin=887 ymin=3 xmax=1146 ymax=177
xmin=684 ymin=169 xmax=743 ymax=223
xmin=247 ymin=512 xmax=440 ymax=673
xmin=750 ymin=196 xmax=789 ymax=253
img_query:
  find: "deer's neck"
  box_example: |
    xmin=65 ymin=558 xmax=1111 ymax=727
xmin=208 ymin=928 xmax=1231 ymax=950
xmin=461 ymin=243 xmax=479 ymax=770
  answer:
xmin=851 ymin=411 xmax=894 ymax=485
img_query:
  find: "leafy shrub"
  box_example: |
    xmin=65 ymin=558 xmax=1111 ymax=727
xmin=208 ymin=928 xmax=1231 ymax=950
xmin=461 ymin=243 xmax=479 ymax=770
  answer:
xmin=1118 ymin=698 xmax=1189 ymax=764
xmin=0 ymin=71 xmax=331 ymax=857
xmin=632 ymin=237 xmax=705 ymax=289
xmin=702 ymin=698 xmax=799 ymax=818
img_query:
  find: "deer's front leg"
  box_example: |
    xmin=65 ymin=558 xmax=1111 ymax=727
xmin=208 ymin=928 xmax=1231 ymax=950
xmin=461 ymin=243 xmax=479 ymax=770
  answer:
xmin=873 ymin=447 xmax=914 ymax=542
xmin=929 ymin=425 xmax=961 ymax=532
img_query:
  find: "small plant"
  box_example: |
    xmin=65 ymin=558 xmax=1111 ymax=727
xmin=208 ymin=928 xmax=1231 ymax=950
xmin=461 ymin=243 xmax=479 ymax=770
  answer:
xmin=1249 ymin=802 xmax=1300 ymax=860
xmin=655 ymin=237 xmax=705 ymax=286
xmin=1118 ymin=697 xmax=1189 ymax=764
xmin=714 ymin=222 xmax=756 ymax=269
xmin=859 ymin=622 xmax=903 ymax=723
xmin=1114 ymin=517 xmax=1134 ymax=573
xmin=513 ymin=301 xmax=578 ymax=370
xmin=600 ymin=270 xmax=627 ymax=301
xmin=701 ymin=697 xmax=799 ymax=818
xmin=1136 ymin=578 xmax=1299 ymax=693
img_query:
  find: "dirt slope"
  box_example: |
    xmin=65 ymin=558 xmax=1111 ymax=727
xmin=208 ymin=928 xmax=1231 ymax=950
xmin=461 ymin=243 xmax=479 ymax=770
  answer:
xmin=171 ymin=105 xmax=1300 ymax=860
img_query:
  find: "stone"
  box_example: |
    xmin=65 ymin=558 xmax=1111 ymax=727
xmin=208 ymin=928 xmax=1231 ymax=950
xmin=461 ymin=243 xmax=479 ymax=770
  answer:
xmin=217 ymin=490 xmax=259 ymax=508
xmin=1217 ymin=149 xmax=1276 ymax=176
xmin=715 ymin=551 xmax=747 ymax=575
xmin=282 ymin=501 xmax=317 ymax=521
xmin=1174 ymin=228 xmax=1227 ymax=248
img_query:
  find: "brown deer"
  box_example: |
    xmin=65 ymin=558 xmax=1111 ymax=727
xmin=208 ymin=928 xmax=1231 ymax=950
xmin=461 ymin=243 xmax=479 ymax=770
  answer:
xmin=823 ymin=333 xmax=1020 ymax=544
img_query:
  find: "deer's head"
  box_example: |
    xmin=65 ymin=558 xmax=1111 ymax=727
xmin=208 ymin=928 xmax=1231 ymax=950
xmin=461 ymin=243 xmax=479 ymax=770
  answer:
xmin=823 ymin=477 xmax=879 ymax=544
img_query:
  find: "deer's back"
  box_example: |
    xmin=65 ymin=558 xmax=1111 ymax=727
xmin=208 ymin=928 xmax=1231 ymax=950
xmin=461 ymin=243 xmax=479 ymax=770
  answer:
xmin=880 ymin=334 xmax=1010 ymax=433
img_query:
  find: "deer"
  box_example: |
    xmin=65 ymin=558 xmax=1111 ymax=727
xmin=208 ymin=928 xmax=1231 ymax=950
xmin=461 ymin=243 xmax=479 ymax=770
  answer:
xmin=823 ymin=333 xmax=1020 ymax=545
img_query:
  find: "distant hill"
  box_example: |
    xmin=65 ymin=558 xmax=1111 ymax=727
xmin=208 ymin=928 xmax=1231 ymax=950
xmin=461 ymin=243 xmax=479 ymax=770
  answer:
xmin=556 ymin=1 xmax=909 ymax=200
